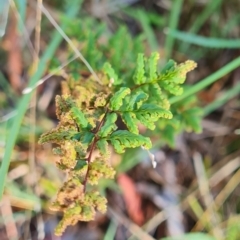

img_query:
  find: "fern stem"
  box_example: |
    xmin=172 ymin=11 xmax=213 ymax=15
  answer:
xmin=83 ymin=109 xmax=109 ymax=192
xmin=83 ymin=137 xmax=98 ymax=192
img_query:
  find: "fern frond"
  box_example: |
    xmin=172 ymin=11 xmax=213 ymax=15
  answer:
xmin=133 ymin=53 xmax=146 ymax=84
xmin=108 ymin=130 xmax=152 ymax=153
xmin=39 ymin=50 xmax=198 ymax=236
xmin=96 ymin=139 xmax=109 ymax=157
xmin=39 ymin=128 xmax=77 ymax=144
xmin=71 ymin=107 xmax=91 ymax=129
xmin=159 ymin=81 xmax=183 ymax=95
xmin=124 ymin=91 xmax=148 ymax=110
xmin=147 ymin=52 xmax=159 ymax=80
xmin=121 ymin=112 xmax=139 ymax=134
xmin=109 ymin=87 xmax=131 ymax=110
xmin=98 ymin=113 xmax=117 ymax=138
xmin=135 ymin=104 xmax=172 ymax=130
xmin=148 ymin=84 xmax=170 ymax=109
xmin=103 ymin=62 xmax=122 ymax=85
xmin=88 ymin=159 xmax=115 ymax=185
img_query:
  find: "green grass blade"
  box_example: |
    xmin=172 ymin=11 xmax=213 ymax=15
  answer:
xmin=222 ymin=14 xmax=240 ymax=37
xmin=123 ymin=8 xmax=158 ymax=51
xmin=203 ymin=82 xmax=240 ymax=116
xmin=7 ymin=181 xmax=41 ymax=208
xmin=0 ymin=3 xmax=81 ymax=200
xmin=161 ymin=232 xmax=216 ymax=240
xmin=164 ymin=0 xmax=183 ymax=59
xmin=169 ymin=56 xmax=240 ymax=104
xmin=136 ymin=9 xmax=158 ymax=51
xmin=103 ymin=220 xmax=118 ymax=240
xmin=0 ymin=0 xmax=9 ymax=37
xmin=187 ymin=0 xmax=222 ymax=34
xmin=117 ymin=148 xmax=143 ymax=173
xmin=15 ymin=0 xmax=27 ymax=32
xmin=180 ymin=0 xmax=223 ymax=52
xmin=0 ymin=72 xmax=17 ymax=101
xmin=166 ymin=29 xmax=240 ymax=48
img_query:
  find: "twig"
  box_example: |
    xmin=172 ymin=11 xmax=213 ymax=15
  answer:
xmin=0 ymin=196 xmax=18 ymax=240
xmin=40 ymin=4 xmax=101 ymax=84
xmin=108 ymin=207 xmax=156 ymax=240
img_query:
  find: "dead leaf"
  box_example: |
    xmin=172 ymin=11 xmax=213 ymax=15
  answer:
xmin=4 ymin=11 xmax=22 ymax=93
xmin=117 ymin=173 xmax=144 ymax=225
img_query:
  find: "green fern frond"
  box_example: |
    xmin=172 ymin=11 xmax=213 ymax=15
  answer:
xmin=98 ymin=113 xmax=118 ymax=138
xmin=182 ymin=107 xmax=203 ymax=133
xmin=148 ymin=84 xmax=170 ymax=109
xmin=39 ymin=128 xmax=77 ymax=144
xmin=121 ymin=112 xmax=139 ymax=134
xmin=133 ymin=53 xmax=146 ymax=84
xmin=103 ymin=62 xmax=122 ymax=85
xmin=159 ymin=60 xmax=197 ymax=85
xmin=109 ymin=87 xmax=131 ymax=111
xmin=159 ymin=81 xmax=183 ymax=95
xmin=161 ymin=59 xmax=175 ymax=74
xmin=71 ymin=107 xmax=91 ymax=129
xmin=135 ymin=103 xmax=172 ymax=130
xmin=124 ymin=91 xmax=148 ymax=110
xmin=147 ymin=52 xmax=159 ymax=80
xmin=74 ymin=159 xmax=87 ymax=171
xmin=108 ymin=130 xmax=152 ymax=153
xmin=96 ymin=139 xmax=109 ymax=157
xmin=77 ymin=131 xmax=95 ymax=145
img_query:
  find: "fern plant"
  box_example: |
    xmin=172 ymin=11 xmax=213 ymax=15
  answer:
xmin=49 ymin=11 xmax=202 ymax=147
xmin=39 ymin=52 xmax=197 ymax=235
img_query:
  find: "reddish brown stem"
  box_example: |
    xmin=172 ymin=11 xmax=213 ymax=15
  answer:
xmin=83 ymin=109 xmax=109 ymax=192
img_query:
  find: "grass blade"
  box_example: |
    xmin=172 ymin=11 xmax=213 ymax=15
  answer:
xmin=203 ymin=82 xmax=240 ymax=116
xmin=103 ymin=220 xmax=118 ymax=240
xmin=164 ymin=0 xmax=183 ymax=59
xmin=15 ymin=0 xmax=27 ymax=32
xmin=136 ymin=9 xmax=158 ymax=51
xmin=180 ymin=0 xmax=223 ymax=52
xmin=187 ymin=0 xmax=222 ymax=33
xmin=166 ymin=29 xmax=240 ymax=48
xmin=0 ymin=72 xmax=17 ymax=101
xmin=124 ymin=8 xmax=159 ymax=51
xmin=0 ymin=0 xmax=9 ymax=37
